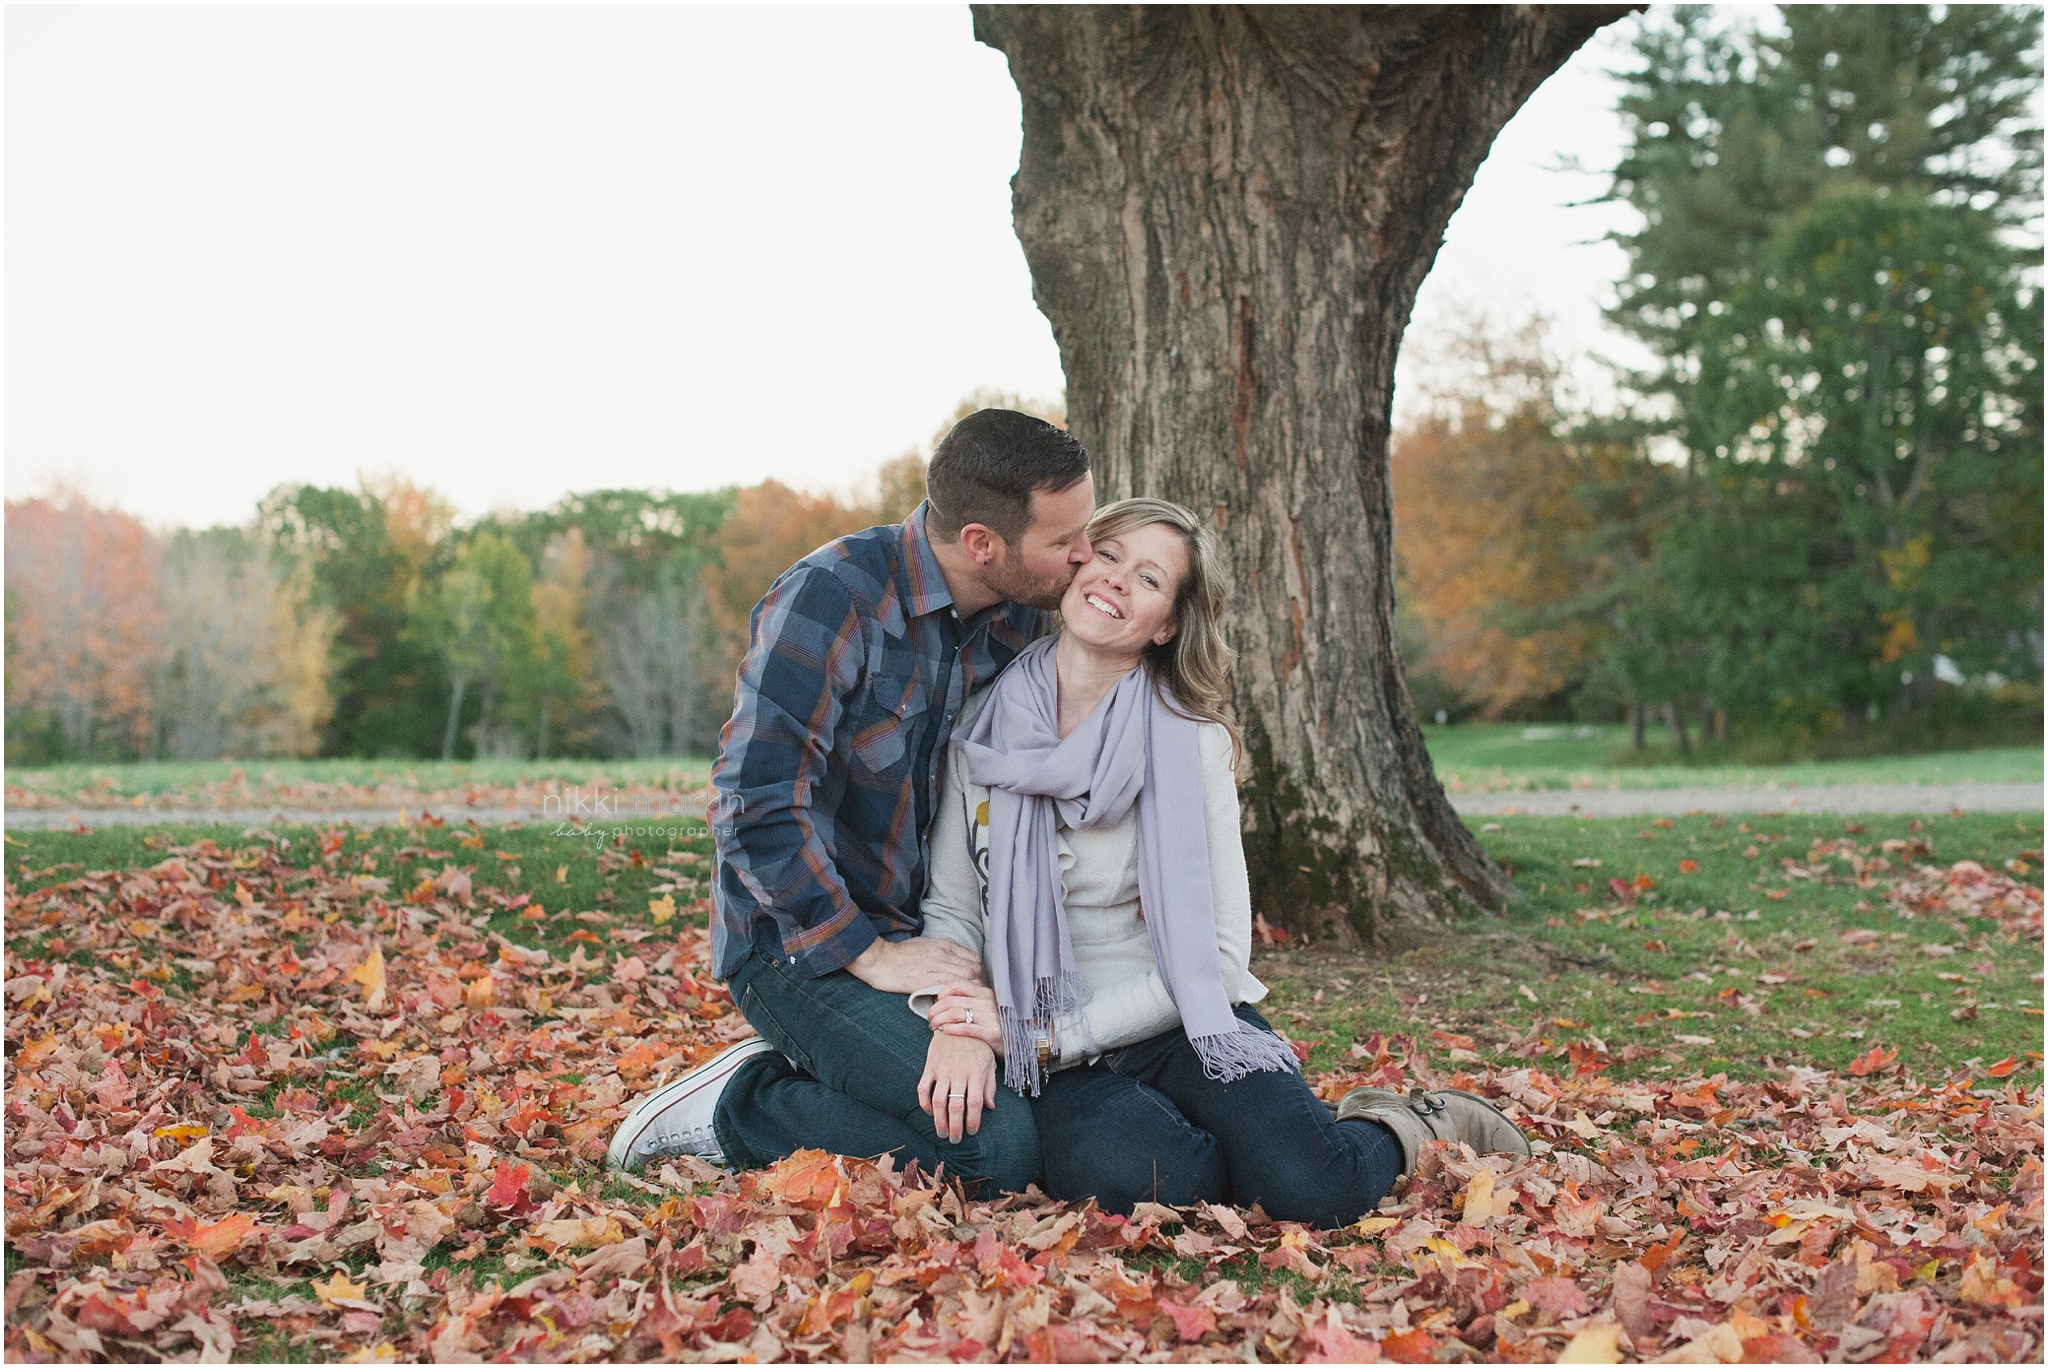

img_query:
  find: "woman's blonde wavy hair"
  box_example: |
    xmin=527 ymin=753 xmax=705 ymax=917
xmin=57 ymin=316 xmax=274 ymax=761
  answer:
xmin=1080 ymin=497 xmax=1241 ymax=767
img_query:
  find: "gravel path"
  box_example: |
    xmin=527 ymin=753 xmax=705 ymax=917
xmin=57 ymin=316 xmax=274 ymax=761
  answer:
xmin=1447 ymin=781 xmax=2042 ymax=818
xmin=4 ymin=781 xmax=2040 ymax=830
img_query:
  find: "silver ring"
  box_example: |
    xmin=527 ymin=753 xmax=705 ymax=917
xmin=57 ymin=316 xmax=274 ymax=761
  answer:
xmin=964 ymin=1008 xmax=974 ymax=1025
xmin=948 ymin=1091 xmax=966 ymax=1098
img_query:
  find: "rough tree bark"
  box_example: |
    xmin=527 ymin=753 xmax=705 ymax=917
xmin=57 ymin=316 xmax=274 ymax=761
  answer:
xmin=975 ymin=4 xmax=1637 ymax=944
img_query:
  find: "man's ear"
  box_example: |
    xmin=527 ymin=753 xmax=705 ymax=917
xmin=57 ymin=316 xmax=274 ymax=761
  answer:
xmin=959 ymin=523 xmax=1004 ymax=569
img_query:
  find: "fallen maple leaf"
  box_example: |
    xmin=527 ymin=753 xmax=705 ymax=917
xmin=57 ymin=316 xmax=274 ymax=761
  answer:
xmin=311 ymin=1270 xmax=370 ymax=1310
xmin=1848 ymin=1043 xmax=1899 ymax=1076
xmin=347 ymin=943 xmax=387 ymax=1010
xmin=649 ymin=894 xmax=676 ymax=926
xmin=1557 ymin=1320 xmax=1623 ymax=1363
xmin=1986 ymin=1055 xmax=2021 ymax=1077
xmin=1381 ymin=1328 xmax=1439 ymax=1362
xmin=485 ymin=1160 xmax=532 ymax=1208
xmin=161 ymin=1211 xmax=256 ymax=1259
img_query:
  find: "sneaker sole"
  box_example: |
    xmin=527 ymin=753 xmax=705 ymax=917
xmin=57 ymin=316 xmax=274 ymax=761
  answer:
xmin=605 ymin=1036 xmax=773 ymax=1171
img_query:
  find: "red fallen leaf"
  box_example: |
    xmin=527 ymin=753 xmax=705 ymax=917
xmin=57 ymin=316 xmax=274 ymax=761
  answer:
xmin=1679 ymin=859 xmax=1699 ymax=873
xmin=486 ymin=1159 xmax=533 ymax=1208
xmin=1431 ymin=1030 xmax=1477 ymax=1051
xmin=1986 ymin=1055 xmax=2021 ymax=1077
xmin=160 ymin=1212 xmax=255 ymax=1259
xmin=1568 ymin=1041 xmax=1611 ymax=1076
xmin=1159 ymin=1299 xmax=1216 ymax=1342
xmin=1848 ymin=1044 xmax=1900 ymax=1076
xmin=1288 ymin=1039 xmax=1313 ymax=1064
xmin=1633 ymin=873 xmax=1656 ymax=891
xmin=1381 ymin=1328 xmax=1439 ymax=1362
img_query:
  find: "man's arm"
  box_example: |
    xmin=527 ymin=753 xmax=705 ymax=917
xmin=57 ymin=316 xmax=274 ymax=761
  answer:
xmin=715 ymin=565 xmax=880 ymax=977
xmin=716 ymin=564 xmax=982 ymax=988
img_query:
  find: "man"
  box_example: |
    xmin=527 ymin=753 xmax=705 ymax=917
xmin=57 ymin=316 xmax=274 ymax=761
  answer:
xmin=607 ymin=409 xmax=1094 ymax=1194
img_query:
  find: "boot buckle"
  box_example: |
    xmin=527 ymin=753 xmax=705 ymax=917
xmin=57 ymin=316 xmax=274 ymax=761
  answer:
xmin=1408 ymin=1087 xmax=1447 ymax=1116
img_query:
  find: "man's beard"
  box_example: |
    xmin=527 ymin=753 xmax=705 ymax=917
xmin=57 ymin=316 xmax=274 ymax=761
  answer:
xmin=984 ymin=546 xmax=1076 ymax=612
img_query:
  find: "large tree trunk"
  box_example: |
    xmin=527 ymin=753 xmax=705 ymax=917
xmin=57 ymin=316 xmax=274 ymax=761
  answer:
xmin=976 ymin=4 xmax=1634 ymax=944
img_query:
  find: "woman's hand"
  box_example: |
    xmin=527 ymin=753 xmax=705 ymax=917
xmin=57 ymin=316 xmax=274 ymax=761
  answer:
xmin=917 ymin=1032 xmax=999 ymax=1144
xmin=927 ymin=981 xmax=1002 ymax=1048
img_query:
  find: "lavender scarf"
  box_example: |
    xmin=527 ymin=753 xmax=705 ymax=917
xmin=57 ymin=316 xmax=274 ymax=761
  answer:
xmin=952 ymin=635 xmax=1298 ymax=1095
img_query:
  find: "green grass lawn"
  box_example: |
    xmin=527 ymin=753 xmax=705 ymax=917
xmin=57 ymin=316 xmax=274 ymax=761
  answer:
xmin=1261 ymin=808 xmax=2044 ymax=1083
xmin=1423 ymin=722 xmax=2042 ymax=792
xmin=10 ymin=807 xmax=2038 ymax=1090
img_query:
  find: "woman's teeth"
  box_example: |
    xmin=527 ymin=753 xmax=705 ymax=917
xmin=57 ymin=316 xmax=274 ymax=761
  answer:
xmin=1084 ymin=593 xmax=1123 ymax=619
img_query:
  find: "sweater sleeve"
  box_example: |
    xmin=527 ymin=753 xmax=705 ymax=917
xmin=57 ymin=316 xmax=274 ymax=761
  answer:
xmin=1055 ymin=721 xmax=1260 ymax=1064
xmin=917 ymin=740 xmax=988 ymax=960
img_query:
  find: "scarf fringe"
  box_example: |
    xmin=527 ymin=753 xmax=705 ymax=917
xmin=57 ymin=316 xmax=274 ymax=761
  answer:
xmin=1190 ymin=1022 xmax=1301 ymax=1083
xmin=998 ymin=971 xmax=1081 ymax=1097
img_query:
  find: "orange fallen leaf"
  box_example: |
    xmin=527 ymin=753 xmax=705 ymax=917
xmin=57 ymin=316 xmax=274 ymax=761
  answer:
xmin=162 ymin=1211 xmax=255 ymax=1259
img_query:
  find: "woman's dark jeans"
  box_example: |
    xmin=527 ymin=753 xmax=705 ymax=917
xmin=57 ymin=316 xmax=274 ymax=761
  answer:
xmin=1029 ymin=1004 xmax=1404 ymax=1228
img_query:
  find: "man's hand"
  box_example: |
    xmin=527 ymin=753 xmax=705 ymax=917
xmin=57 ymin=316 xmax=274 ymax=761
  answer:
xmin=845 ymin=936 xmax=984 ymax=995
xmin=918 ymin=1032 xmax=999 ymax=1143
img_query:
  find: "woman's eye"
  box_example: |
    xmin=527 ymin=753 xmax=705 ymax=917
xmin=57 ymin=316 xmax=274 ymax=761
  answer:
xmin=1142 ymin=575 xmax=1158 ymax=589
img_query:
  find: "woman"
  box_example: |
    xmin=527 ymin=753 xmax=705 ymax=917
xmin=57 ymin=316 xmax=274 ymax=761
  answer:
xmin=910 ymin=498 xmax=1527 ymax=1227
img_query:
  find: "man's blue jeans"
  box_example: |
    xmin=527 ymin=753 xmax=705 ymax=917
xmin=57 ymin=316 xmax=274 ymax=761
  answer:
xmin=1028 ymin=1004 xmax=1405 ymax=1228
xmin=712 ymin=932 xmax=1043 ymax=1196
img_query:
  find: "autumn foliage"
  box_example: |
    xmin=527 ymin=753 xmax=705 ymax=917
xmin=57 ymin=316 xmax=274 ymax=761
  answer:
xmin=4 ymin=492 xmax=167 ymax=757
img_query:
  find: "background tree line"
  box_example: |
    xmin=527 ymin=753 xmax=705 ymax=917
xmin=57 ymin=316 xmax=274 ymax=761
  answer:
xmin=4 ymin=435 xmax=948 ymax=766
xmin=1394 ymin=3 xmax=2041 ymax=762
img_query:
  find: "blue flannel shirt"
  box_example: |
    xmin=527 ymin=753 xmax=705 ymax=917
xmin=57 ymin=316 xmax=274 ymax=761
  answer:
xmin=709 ymin=501 xmax=1043 ymax=979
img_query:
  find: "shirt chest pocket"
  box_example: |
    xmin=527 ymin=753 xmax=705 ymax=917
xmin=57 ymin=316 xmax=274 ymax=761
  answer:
xmin=849 ymin=672 xmax=926 ymax=775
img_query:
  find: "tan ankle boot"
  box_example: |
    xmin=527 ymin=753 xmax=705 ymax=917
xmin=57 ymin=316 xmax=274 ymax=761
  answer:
xmin=1335 ymin=1086 xmax=1531 ymax=1172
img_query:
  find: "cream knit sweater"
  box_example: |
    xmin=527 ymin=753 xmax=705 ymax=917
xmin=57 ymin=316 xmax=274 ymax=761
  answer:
xmin=917 ymin=689 xmax=1268 ymax=1069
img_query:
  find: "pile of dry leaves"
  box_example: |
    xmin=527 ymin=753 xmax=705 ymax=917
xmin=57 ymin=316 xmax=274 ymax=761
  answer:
xmin=5 ymin=834 xmax=2041 ymax=1362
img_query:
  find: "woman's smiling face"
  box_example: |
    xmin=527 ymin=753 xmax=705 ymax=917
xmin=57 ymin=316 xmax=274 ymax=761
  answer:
xmin=1060 ymin=521 xmax=1189 ymax=657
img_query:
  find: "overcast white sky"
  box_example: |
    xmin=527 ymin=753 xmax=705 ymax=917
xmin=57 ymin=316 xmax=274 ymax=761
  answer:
xmin=7 ymin=5 xmax=1654 ymax=531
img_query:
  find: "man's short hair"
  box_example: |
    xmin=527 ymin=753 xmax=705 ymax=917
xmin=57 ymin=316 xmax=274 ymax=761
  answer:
xmin=925 ymin=409 xmax=1090 ymax=546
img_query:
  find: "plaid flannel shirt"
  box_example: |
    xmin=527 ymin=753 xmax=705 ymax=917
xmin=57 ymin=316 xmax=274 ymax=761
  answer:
xmin=709 ymin=501 xmax=1042 ymax=979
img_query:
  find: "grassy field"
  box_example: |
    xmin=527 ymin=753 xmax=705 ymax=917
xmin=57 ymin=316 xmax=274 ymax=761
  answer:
xmin=1423 ymin=722 xmax=2041 ymax=793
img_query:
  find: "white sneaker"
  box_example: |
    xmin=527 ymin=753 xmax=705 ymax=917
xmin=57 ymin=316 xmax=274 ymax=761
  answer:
xmin=606 ymin=1037 xmax=778 ymax=1172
